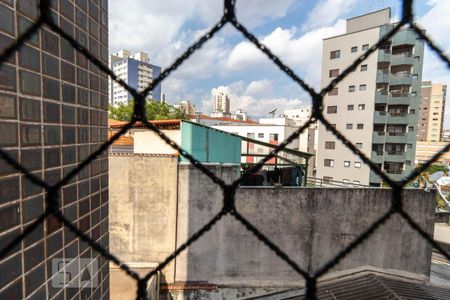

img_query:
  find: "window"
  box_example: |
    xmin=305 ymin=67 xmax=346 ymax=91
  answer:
xmin=247 ymin=133 xmax=255 ymax=139
xmin=328 ymin=87 xmax=338 ymax=96
xmin=347 ymin=104 xmax=354 ymax=111
xmin=324 ymin=159 xmax=334 ymax=167
xmin=412 ymin=74 xmax=418 ymax=80
xmin=258 ymin=133 xmax=264 ymax=138
xmin=346 ymin=123 xmax=353 ymax=129
xmin=351 ymin=46 xmax=357 ymax=53
xmin=405 ymin=160 xmax=411 ymax=166
xmin=408 ymin=126 xmax=414 ymax=132
xmin=357 ymin=123 xmax=364 ymax=130
xmin=362 ymin=44 xmax=369 ymax=51
xmin=358 ymin=104 xmax=365 ymax=110
xmin=344 ymin=161 xmax=350 ymax=167
xmin=360 ymin=64 xmax=368 ymax=71
xmin=327 ymin=106 xmax=337 ymax=114
xmin=354 ymin=162 xmax=362 ymax=168
xmin=348 ymin=85 xmax=355 ymax=92
xmin=356 ymin=143 xmax=363 ymax=149
xmin=411 ymin=92 xmax=417 ymax=97
xmin=414 ymin=56 xmax=420 ymax=61
xmin=325 ymin=141 xmax=335 ymax=149
xmin=330 ymin=50 xmax=340 ymax=59
xmin=359 ymin=84 xmax=367 ymax=91
xmin=269 ymin=133 xmax=278 ymax=141
xmin=329 ymin=69 xmax=339 ymax=77
xmin=410 ymin=109 xmax=415 ymax=114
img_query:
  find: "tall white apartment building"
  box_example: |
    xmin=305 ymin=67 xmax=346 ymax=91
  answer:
xmin=211 ymin=86 xmax=231 ymax=117
xmin=174 ymin=100 xmax=196 ymax=116
xmin=316 ymin=8 xmax=424 ymax=186
xmin=109 ymin=50 xmax=162 ymax=106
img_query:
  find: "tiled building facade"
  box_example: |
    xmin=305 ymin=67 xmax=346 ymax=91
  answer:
xmin=0 ymin=0 xmax=109 ymax=299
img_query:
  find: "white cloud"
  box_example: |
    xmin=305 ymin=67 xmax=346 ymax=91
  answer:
xmin=302 ymin=0 xmax=356 ymax=31
xmin=226 ymin=21 xmax=346 ymax=88
xmin=245 ymin=79 xmax=274 ymax=97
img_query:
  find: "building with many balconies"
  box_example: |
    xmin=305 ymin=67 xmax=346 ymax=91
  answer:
xmin=316 ymin=8 xmax=424 ymax=186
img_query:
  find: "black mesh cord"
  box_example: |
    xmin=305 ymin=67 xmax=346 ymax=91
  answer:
xmin=0 ymin=0 xmax=450 ymax=299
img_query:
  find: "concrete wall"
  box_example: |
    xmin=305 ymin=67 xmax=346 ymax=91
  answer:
xmin=109 ymin=158 xmax=435 ymax=298
xmin=175 ymin=176 xmax=435 ymax=285
xmin=109 ymin=153 xmax=179 ymax=282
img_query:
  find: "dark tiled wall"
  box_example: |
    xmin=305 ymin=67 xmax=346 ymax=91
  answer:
xmin=0 ymin=0 xmax=109 ymax=299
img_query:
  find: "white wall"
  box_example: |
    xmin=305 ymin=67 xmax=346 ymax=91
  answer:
xmin=134 ymin=130 xmax=181 ymax=154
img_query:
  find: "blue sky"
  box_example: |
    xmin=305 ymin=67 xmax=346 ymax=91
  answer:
xmin=109 ymin=0 xmax=450 ymax=125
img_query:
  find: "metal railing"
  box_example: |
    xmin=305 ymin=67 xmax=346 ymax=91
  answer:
xmin=0 ymin=1 xmax=450 ymax=299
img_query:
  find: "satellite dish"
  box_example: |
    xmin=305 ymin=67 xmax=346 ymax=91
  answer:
xmin=268 ymin=108 xmax=277 ymax=118
xmin=429 ymin=171 xmax=444 ymax=182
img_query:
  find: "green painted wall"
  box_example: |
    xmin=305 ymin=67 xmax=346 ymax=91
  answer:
xmin=180 ymin=121 xmax=241 ymax=164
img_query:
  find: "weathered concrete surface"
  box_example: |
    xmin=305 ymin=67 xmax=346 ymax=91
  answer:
xmin=109 ymin=159 xmax=436 ymax=299
xmin=109 ymin=154 xmax=179 ymax=281
xmin=175 ymin=177 xmax=435 ymax=285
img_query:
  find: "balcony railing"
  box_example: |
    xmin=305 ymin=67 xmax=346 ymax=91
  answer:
xmin=385 ymin=168 xmax=404 ymax=174
xmin=387 ymin=132 xmax=406 ymax=136
xmin=390 ymin=74 xmax=412 ymax=86
xmin=374 ymin=131 xmax=386 ymax=136
xmin=391 ymin=53 xmax=414 ymax=66
xmin=385 ymin=151 xmax=404 ymax=155
xmin=388 ymin=113 xmax=407 ymax=117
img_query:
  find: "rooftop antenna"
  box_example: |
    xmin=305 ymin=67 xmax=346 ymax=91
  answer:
xmin=268 ymin=108 xmax=277 ymax=118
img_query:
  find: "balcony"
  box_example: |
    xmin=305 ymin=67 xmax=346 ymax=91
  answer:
xmin=387 ymin=113 xmax=409 ymax=124
xmin=372 ymin=131 xmax=386 ymax=143
xmin=385 ymin=132 xmax=415 ymax=143
xmin=373 ymin=111 xmax=387 ymax=123
xmin=390 ymin=74 xmax=412 ymax=86
xmin=392 ymin=30 xmax=416 ymax=46
xmin=378 ymin=50 xmax=391 ymax=63
xmin=384 ymin=151 xmax=407 ymax=162
xmin=375 ymin=91 xmax=388 ymax=103
xmin=388 ymin=93 xmax=411 ymax=104
xmin=376 ymin=70 xmax=389 ymax=83
xmin=391 ymin=54 xmax=414 ymax=66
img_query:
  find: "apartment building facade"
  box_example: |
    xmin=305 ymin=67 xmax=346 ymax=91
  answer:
xmin=316 ymin=8 xmax=424 ymax=186
xmin=109 ymin=50 xmax=162 ymax=106
xmin=418 ymin=81 xmax=446 ymax=142
xmin=0 ymin=0 xmax=109 ymax=298
xmin=211 ymin=86 xmax=231 ymax=117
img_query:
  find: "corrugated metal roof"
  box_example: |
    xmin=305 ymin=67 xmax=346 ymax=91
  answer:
xmin=295 ymin=273 xmax=450 ymax=300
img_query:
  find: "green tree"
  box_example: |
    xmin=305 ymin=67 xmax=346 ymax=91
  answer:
xmin=108 ymin=100 xmax=186 ymax=121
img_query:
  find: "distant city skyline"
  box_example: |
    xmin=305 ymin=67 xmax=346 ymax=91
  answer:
xmin=109 ymin=1 xmax=450 ymax=126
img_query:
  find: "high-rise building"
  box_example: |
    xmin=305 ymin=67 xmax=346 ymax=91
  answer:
xmin=211 ymin=86 xmax=230 ymax=117
xmin=109 ymin=50 xmax=162 ymax=106
xmin=174 ymin=100 xmax=196 ymax=116
xmin=0 ymin=0 xmax=109 ymax=298
xmin=316 ymin=8 xmax=424 ymax=186
xmin=417 ymin=81 xmax=446 ymax=142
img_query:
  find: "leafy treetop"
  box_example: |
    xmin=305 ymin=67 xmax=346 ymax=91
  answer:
xmin=109 ymin=100 xmax=186 ymax=121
